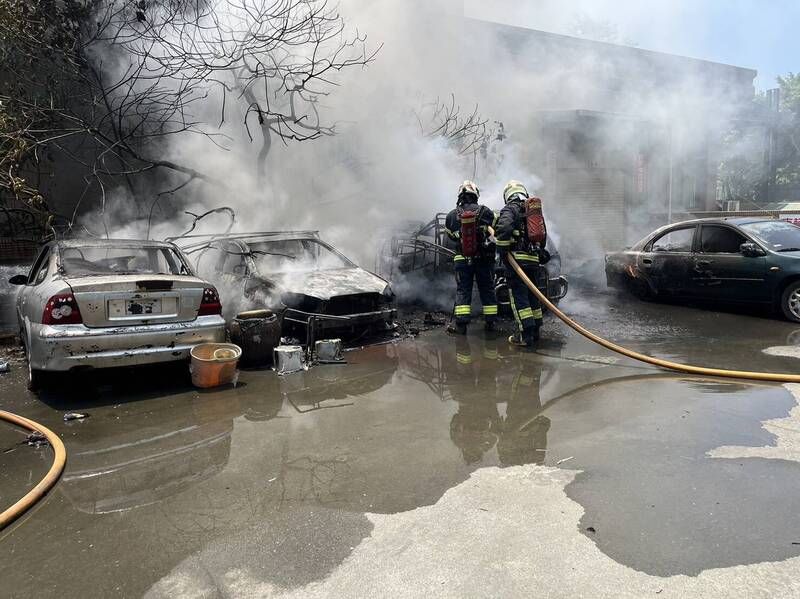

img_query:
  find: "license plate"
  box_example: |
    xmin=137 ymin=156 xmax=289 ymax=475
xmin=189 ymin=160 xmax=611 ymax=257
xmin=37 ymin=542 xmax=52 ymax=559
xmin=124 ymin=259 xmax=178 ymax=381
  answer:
xmin=108 ymin=298 xmax=163 ymax=317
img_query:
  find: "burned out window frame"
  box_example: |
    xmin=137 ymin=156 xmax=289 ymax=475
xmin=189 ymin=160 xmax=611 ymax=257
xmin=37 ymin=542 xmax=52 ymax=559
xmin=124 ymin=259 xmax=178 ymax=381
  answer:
xmin=195 ymin=243 xmax=227 ymax=275
xmin=220 ymin=240 xmax=250 ymax=276
xmin=645 ymin=225 xmax=697 ymax=254
xmin=246 ymin=237 xmax=356 ymax=278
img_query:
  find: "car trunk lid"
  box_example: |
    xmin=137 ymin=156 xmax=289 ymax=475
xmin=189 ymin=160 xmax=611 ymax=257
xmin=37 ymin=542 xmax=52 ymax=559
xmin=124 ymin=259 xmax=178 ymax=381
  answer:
xmin=67 ymin=275 xmax=207 ymax=327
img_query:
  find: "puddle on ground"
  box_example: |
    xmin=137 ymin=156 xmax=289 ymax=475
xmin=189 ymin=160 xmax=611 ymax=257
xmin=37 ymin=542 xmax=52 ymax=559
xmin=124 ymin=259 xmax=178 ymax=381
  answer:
xmin=4 ymin=298 xmax=800 ymax=595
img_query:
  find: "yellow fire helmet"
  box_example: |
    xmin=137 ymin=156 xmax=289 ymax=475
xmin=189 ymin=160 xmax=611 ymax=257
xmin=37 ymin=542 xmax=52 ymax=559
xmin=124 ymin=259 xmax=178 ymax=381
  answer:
xmin=458 ymin=180 xmax=480 ymax=200
xmin=503 ymin=180 xmax=528 ymax=203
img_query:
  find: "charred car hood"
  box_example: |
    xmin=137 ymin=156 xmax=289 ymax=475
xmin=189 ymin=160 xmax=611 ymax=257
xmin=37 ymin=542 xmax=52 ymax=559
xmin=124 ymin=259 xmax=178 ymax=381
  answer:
xmin=268 ymin=267 xmax=389 ymax=300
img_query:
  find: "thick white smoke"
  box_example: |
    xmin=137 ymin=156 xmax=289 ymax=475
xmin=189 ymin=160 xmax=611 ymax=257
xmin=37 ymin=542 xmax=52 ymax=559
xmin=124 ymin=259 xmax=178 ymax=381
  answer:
xmin=87 ymin=0 xmax=757 ymax=277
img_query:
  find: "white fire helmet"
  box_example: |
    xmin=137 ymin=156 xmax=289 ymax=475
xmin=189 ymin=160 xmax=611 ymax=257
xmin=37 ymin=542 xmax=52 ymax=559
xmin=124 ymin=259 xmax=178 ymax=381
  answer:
xmin=503 ymin=180 xmax=528 ymax=204
xmin=457 ymin=180 xmax=480 ymax=200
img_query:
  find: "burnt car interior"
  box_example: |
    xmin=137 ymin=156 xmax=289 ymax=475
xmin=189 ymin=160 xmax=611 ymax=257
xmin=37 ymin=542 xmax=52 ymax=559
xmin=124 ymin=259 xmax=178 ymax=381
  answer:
xmin=177 ymin=232 xmax=397 ymax=345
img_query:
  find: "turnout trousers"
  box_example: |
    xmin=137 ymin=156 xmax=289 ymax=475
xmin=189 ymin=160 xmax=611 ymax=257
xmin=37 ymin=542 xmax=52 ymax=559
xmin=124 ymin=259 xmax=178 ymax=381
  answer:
xmin=453 ymin=256 xmax=498 ymax=324
xmin=504 ymin=253 xmax=544 ymax=339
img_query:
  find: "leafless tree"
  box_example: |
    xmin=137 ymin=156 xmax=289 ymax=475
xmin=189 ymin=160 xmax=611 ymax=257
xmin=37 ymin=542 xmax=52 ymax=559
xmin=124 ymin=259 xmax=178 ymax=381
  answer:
xmin=415 ymin=94 xmax=505 ymax=179
xmin=0 ymin=0 xmax=378 ymax=232
xmin=97 ymin=0 xmax=380 ymax=185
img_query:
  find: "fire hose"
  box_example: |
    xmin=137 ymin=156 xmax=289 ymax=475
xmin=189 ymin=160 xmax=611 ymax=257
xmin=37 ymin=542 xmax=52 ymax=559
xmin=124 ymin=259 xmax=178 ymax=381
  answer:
xmin=507 ymin=254 xmax=800 ymax=383
xmin=0 ymin=410 xmax=66 ymax=530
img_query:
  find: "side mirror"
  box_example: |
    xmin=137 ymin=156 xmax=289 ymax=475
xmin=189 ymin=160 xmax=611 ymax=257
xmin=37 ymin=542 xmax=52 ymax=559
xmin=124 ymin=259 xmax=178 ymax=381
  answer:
xmin=740 ymin=242 xmax=765 ymax=257
xmin=9 ymin=274 xmax=27 ymax=285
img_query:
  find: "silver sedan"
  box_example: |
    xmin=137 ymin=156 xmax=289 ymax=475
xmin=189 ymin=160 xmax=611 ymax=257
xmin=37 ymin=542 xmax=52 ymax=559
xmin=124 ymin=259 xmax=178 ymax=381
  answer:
xmin=9 ymin=239 xmax=226 ymax=389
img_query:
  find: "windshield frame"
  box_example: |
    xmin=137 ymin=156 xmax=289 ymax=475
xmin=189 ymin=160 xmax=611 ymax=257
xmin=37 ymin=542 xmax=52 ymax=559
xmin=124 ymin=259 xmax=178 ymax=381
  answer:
xmin=246 ymin=237 xmax=356 ymax=276
xmin=739 ymin=220 xmax=800 ymax=252
xmin=56 ymin=244 xmax=193 ymax=278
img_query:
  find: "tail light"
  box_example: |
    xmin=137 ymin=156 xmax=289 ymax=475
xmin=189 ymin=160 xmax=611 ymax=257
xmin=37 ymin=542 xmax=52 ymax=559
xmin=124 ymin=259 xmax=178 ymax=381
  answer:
xmin=198 ymin=287 xmax=222 ymax=316
xmin=42 ymin=293 xmax=83 ymax=325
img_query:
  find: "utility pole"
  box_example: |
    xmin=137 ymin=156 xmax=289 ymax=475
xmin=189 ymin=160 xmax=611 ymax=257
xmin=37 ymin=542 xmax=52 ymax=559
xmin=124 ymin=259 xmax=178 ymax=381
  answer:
xmin=765 ymin=87 xmax=780 ymax=204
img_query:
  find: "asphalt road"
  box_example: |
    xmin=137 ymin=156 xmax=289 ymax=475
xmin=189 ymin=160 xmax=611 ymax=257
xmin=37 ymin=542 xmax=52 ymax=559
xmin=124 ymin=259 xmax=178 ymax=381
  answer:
xmin=3 ymin=291 xmax=800 ymax=597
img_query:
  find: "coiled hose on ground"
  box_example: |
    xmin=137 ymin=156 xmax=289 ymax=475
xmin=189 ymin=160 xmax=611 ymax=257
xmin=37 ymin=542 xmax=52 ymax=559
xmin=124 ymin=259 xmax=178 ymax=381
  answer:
xmin=507 ymin=254 xmax=800 ymax=383
xmin=0 ymin=410 xmax=66 ymax=530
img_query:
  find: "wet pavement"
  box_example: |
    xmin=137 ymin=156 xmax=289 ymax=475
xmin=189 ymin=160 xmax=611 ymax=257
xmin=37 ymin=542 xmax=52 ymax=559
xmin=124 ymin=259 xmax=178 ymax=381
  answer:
xmin=3 ymin=292 xmax=800 ymax=596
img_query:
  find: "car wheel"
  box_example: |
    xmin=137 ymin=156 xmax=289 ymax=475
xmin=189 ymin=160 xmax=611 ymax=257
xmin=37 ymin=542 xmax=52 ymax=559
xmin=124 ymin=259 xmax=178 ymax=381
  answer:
xmin=21 ymin=335 xmax=45 ymax=391
xmin=27 ymin=365 xmax=46 ymax=392
xmin=780 ymin=281 xmax=800 ymax=323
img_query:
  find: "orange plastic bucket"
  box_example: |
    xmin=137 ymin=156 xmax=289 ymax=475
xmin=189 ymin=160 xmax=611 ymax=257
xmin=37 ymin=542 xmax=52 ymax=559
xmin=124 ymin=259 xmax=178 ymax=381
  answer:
xmin=190 ymin=343 xmax=242 ymax=389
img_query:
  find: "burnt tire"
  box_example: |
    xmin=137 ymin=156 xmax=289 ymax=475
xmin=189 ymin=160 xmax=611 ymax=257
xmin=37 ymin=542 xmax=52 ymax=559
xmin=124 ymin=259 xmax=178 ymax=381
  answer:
xmin=780 ymin=281 xmax=800 ymax=323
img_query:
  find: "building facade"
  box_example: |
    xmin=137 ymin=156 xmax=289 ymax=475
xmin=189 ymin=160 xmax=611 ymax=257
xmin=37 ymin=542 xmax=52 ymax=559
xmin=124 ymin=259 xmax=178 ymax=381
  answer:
xmin=466 ymin=19 xmax=758 ymax=263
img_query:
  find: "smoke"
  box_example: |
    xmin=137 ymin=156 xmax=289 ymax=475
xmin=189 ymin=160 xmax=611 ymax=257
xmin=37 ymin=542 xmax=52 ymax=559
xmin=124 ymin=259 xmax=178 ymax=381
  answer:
xmin=84 ymin=0 xmax=758 ymax=283
xmin=0 ymin=265 xmax=22 ymax=332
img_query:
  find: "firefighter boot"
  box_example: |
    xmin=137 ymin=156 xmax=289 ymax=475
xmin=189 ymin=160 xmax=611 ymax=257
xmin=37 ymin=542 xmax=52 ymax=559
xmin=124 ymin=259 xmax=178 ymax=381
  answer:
xmin=447 ymin=322 xmax=468 ymax=335
xmin=508 ymin=332 xmax=528 ymax=348
xmin=525 ymin=326 xmax=538 ymax=347
xmin=508 ymin=326 xmax=537 ymax=348
xmin=484 ymin=319 xmax=495 ymax=332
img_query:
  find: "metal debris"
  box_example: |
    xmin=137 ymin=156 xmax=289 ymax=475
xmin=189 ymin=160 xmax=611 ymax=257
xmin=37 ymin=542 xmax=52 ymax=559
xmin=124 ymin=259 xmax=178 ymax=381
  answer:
xmin=0 ymin=361 xmax=8 ymax=373
xmin=273 ymin=345 xmax=306 ymax=375
xmin=556 ymin=456 xmax=575 ymax=465
xmin=25 ymin=431 xmax=49 ymax=447
xmin=315 ymin=339 xmax=345 ymax=364
xmin=63 ymin=412 xmax=89 ymax=422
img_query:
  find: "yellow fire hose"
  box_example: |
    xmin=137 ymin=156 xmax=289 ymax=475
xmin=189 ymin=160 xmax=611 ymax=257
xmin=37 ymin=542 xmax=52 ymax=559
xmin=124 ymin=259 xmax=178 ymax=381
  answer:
xmin=0 ymin=410 xmax=66 ymax=530
xmin=507 ymin=254 xmax=800 ymax=383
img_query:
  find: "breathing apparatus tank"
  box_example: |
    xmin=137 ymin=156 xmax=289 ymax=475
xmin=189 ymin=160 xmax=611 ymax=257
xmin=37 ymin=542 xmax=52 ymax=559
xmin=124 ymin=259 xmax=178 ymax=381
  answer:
xmin=459 ymin=208 xmax=479 ymax=257
xmin=524 ymin=196 xmax=547 ymax=247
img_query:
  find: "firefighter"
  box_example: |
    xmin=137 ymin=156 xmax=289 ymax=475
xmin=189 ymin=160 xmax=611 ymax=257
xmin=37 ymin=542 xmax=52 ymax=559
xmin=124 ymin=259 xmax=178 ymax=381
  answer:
xmin=444 ymin=180 xmax=498 ymax=335
xmin=448 ymin=334 xmax=502 ymax=464
xmin=495 ymin=180 xmax=548 ymax=348
xmin=497 ymin=355 xmax=550 ymax=466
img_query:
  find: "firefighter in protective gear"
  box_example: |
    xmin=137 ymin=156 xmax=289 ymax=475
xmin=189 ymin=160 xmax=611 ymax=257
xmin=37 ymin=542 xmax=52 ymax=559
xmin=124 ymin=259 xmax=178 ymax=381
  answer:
xmin=447 ymin=334 xmax=550 ymax=465
xmin=495 ymin=180 xmax=546 ymax=347
xmin=444 ymin=180 xmax=498 ymax=335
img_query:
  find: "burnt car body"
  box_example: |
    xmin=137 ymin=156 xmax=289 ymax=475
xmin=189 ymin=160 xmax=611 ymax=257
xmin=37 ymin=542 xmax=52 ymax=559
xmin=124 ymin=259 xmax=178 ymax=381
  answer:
xmin=605 ymin=217 xmax=800 ymax=322
xmin=376 ymin=213 xmax=568 ymax=311
xmin=8 ymin=239 xmax=225 ymax=389
xmin=178 ymin=231 xmax=396 ymax=339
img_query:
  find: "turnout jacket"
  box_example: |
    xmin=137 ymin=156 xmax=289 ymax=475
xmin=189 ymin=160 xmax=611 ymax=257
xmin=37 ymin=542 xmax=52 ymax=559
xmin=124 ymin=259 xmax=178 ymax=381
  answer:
xmin=495 ymin=198 xmax=540 ymax=263
xmin=445 ymin=202 xmax=497 ymax=259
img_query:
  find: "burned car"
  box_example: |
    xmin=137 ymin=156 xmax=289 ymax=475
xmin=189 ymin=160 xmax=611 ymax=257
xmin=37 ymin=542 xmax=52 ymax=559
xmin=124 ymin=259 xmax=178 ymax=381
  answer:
xmin=376 ymin=213 xmax=568 ymax=312
xmin=8 ymin=239 xmax=226 ymax=389
xmin=605 ymin=217 xmax=800 ymax=322
xmin=178 ymin=232 xmax=396 ymax=339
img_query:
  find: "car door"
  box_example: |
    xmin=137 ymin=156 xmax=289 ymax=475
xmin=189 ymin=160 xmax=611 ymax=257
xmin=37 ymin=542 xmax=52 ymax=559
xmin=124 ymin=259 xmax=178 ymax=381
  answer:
xmin=638 ymin=226 xmax=696 ymax=296
xmin=17 ymin=245 xmax=51 ymax=328
xmin=691 ymin=224 xmax=768 ymax=302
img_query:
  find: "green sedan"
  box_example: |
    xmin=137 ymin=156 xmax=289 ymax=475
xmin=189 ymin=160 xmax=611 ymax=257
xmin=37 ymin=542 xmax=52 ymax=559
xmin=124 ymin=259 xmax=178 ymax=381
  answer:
xmin=605 ymin=217 xmax=800 ymax=322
